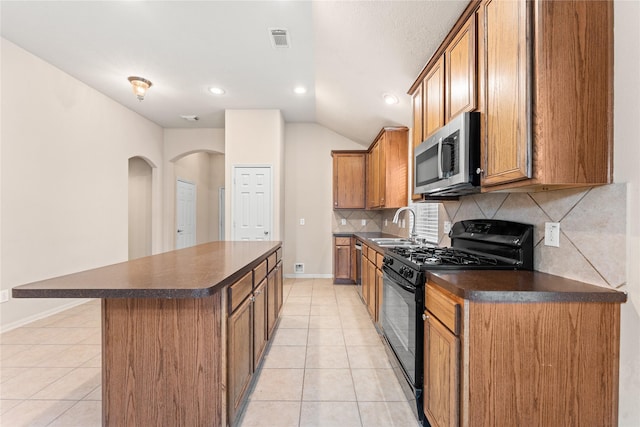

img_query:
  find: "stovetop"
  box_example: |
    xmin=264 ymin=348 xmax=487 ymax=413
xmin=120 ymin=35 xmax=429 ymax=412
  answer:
xmin=381 ymin=220 xmax=534 ymax=287
xmin=387 ymin=246 xmax=519 ymax=269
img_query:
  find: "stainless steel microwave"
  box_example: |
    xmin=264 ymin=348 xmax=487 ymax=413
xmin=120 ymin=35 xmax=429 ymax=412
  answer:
xmin=414 ymin=111 xmax=480 ymax=197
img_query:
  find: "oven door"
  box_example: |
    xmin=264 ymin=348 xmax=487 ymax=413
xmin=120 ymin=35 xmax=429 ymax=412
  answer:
xmin=380 ymin=266 xmax=423 ymax=387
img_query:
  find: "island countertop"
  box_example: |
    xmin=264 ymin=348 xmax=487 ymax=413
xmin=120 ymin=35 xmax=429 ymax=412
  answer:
xmin=12 ymin=240 xmax=282 ymax=299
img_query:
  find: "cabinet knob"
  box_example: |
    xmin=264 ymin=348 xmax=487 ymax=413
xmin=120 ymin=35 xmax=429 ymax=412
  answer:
xmin=422 ymin=313 xmax=428 ymax=321
xmin=476 ymin=168 xmax=484 ymax=175
xmin=334 ymin=202 xmax=338 ymax=206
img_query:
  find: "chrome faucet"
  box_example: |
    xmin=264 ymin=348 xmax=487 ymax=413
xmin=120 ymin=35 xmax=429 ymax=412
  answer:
xmin=392 ymin=207 xmax=418 ymax=242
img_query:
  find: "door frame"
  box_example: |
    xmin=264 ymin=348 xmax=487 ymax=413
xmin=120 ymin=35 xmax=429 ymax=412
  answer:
xmin=231 ymin=165 xmax=273 ymax=241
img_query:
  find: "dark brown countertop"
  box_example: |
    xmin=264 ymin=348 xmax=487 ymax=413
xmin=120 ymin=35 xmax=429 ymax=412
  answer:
xmin=428 ymin=270 xmax=627 ymax=303
xmin=12 ymin=241 xmax=282 ymax=299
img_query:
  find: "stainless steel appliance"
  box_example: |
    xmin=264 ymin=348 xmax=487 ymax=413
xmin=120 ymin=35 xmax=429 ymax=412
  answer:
xmin=414 ymin=112 xmax=480 ymax=197
xmin=379 ymin=219 xmax=534 ymax=425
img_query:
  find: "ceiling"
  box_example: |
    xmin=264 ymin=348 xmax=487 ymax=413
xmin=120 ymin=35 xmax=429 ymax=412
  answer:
xmin=0 ymin=1 xmax=468 ymax=146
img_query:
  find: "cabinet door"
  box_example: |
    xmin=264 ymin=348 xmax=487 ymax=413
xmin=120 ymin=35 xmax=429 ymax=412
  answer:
xmin=377 ymin=135 xmax=386 ymax=207
xmin=228 ymin=296 xmax=253 ymax=424
xmin=334 ymin=242 xmax=352 ymax=282
xmin=367 ymin=143 xmax=380 ymax=209
xmin=267 ymin=268 xmax=277 ymax=339
xmin=446 ymin=14 xmax=477 ymax=121
xmin=479 ymin=0 xmax=530 ymax=186
xmin=375 ymin=267 xmax=383 ymax=323
xmin=411 ymin=85 xmax=424 ymax=201
xmin=424 ymin=55 xmax=445 ymax=137
xmin=253 ymin=279 xmax=267 ymax=368
xmin=366 ymin=259 xmax=377 ymax=319
xmin=275 ymin=261 xmax=283 ymax=315
xmin=333 ymin=153 xmax=366 ymax=209
xmin=362 ymin=249 xmax=370 ymax=303
xmin=424 ymin=313 xmax=459 ymax=427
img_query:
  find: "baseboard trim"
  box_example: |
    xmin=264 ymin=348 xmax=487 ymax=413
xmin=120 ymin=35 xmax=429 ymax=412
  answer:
xmin=0 ymin=299 xmax=93 ymax=333
xmin=284 ymin=274 xmax=334 ymax=279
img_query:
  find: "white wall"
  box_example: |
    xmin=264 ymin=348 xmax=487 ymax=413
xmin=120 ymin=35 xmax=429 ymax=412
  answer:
xmin=0 ymin=38 xmax=164 ymax=329
xmin=224 ymin=110 xmax=285 ymax=241
xmin=128 ymin=157 xmax=153 ymax=259
xmin=163 ymin=128 xmax=224 ymax=251
xmin=614 ymin=1 xmax=640 ymax=424
xmin=284 ymin=123 xmax=365 ymax=276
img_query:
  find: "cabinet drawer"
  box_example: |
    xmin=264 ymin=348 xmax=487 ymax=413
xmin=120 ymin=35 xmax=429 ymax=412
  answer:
xmin=335 ymin=237 xmax=351 ymax=246
xmin=426 ymin=283 xmax=461 ymax=335
xmin=363 ymin=245 xmax=369 ymax=259
xmin=229 ymin=271 xmax=253 ymax=313
xmin=267 ymin=252 xmax=277 ymax=272
xmin=276 ymin=248 xmax=283 ymax=262
xmin=376 ymin=253 xmax=384 ymax=269
xmin=254 ymin=260 xmax=267 ymax=285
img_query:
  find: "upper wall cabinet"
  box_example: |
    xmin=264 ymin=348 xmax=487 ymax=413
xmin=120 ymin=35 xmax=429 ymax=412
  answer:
xmin=408 ymin=0 xmax=613 ymax=193
xmin=366 ymin=127 xmax=409 ymax=210
xmin=477 ymin=0 xmax=613 ymax=191
xmin=331 ymin=151 xmax=366 ymax=209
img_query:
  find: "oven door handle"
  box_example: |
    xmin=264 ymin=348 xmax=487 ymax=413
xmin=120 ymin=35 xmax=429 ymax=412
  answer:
xmin=437 ymin=137 xmax=444 ymax=179
xmin=382 ymin=269 xmax=416 ymax=293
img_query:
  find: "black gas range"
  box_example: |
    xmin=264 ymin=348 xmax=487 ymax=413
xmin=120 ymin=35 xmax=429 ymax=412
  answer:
xmin=378 ymin=219 xmax=533 ymax=426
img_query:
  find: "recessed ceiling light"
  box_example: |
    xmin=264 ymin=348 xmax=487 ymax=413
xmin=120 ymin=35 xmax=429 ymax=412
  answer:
xmin=294 ymin=86 xmax=307 ymax=95
xmin=209 ymin=87 xmax=225 ymax=95
xmin=383 ymin=93 xmax=399 ymax=105
xmin=180 ymin=115 xmax=199 ymax=122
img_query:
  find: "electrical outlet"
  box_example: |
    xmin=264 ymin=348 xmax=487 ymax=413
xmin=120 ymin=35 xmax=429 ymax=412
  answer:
xmin=341 ymin=218 xmax=346 ymax=225
xmin=299 ymin=218 xmax=305 ymax=225
xmin=361 ymin=219 xmax=366 ymax=226
xmin=0 ymin=290 xmax=9 ymax=303
xmin=384 ymin=219 xmax=388 ymax=227
xmin=294 ymin=263 xmax=304 ymax=274
xmin=544 ymin=222 xmax=560 ymax=247
xmin=444 ymin=221 xmax=452 ymax=234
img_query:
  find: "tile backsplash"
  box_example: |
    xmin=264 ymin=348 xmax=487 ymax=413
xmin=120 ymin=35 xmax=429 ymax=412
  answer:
xmin=331 ymin=184 xmax=625 ymax=290
xmin=439 ymin=184 xmax=626 ymax=289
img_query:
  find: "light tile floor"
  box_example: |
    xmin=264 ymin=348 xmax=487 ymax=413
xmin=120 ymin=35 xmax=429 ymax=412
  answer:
xmin=0 ymin=279 xmax=418 ymax=426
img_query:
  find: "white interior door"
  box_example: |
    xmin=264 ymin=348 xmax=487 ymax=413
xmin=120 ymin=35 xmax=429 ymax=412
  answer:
xmin=176 ymin=179 xmax=196 ymax=249
xmin=233 ymin=167 xmax=272 ymax=241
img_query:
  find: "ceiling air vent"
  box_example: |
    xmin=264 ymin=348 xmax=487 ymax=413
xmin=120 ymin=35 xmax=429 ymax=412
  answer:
xmin=269 ymin=28 xmax=290 ymax=48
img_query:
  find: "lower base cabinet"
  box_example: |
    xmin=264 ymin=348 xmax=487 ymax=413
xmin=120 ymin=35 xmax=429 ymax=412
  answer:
xmin=227 ymin=249 xmax=283 ymax=426
xmin=423 ymin=281 xmax=621 ymax=427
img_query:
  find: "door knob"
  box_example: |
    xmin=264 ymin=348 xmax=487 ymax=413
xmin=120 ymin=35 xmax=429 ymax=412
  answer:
xmin=177 ymin=229 xmax=184 ymax=233
xmin=264 ymin=231 xmax=269 ymax=235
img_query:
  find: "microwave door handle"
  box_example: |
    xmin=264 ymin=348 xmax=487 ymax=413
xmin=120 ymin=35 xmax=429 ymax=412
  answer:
xmin=437 ymin=137 xmax=444 ymax=179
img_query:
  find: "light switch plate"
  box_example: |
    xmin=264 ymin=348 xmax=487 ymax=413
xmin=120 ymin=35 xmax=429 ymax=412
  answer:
xmin=299 ymin=218 xmax=305 ymax=225
xmin=544 ymin=222 xmax=560 ymax=247
xmin=0 ymin=290 xmax=9 ymax=303
xmin=341 ymin=218 xmax=346 ymax=225
xmin=361 ymin=219 xmax=366 ymax=226
xmin=444 ymin=221 xmax=452 ymax=234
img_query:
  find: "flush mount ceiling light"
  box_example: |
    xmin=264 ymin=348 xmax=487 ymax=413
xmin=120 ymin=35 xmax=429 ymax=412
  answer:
xmin=209 ymin=87 xmax=225 ymax=95
xmin=128 ymin=76 xmax=152 ymax=101
xmin=294 ymin=86 xmax=307 ymax=95
xmin=383 ymin=93 xmax=399 ymax=105
xmin=180 ymin=115 xmax=199 ymax=122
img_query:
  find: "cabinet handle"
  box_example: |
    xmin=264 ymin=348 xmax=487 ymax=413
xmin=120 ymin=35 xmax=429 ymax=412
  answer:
xmin=476 ymin=168 xmax=484 ymax=175
xmin=422 ymin=313 xmax=428 ymax=321
xmin=250 ymin=296 xmax=256 ymax=302
xmin=254 ymin=289 xmax=262 ymax=296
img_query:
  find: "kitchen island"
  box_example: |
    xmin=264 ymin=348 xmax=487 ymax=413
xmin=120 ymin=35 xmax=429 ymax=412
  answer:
xmin=12 ymin=240 xmax=282 ymax=427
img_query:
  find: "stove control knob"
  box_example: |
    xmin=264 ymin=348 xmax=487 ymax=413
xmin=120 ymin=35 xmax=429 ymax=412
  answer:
xmin=405 ymin=270 xmax=414 ymax=279
xmin=384 ymin=257 xmax=393 ymax=266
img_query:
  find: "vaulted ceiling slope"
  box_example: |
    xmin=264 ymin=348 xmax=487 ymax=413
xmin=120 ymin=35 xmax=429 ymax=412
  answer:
xmin=1 ymin=0 xmax=468 ymax=145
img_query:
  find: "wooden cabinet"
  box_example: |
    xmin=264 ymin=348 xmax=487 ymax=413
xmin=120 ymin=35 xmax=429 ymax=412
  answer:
xmin=228 ymin=289 xmax=253 ymax=424
xmin=410 ymin=84 xmax=424 ymax=201
xmin=253 ymin=278 xmax=267 ymax=368
xmin=423 ymin=55 xmax=446 ymax=138
xmin=267 ymin=259 xmax=283 ymax=338
xmin=362 ymin=244 xmax=383 ymax=322
xmin=423 ymin=280 xmax=621 ymax=426
xmin=477 ymin=0 xmax=613 ymax=190
xmin=423 ymin=284 xmax=461 ymax=427
xmin=334 ymin=236 xmax=355 ymax=284
xmin=227 ymin=250 xmax=282 ymax=425
xmin=445 ymin=15 xmax=476 ymax=122
xmin=331 ymin=151 xmax=366 ymax=209
xmin=366 ymin=127 xmax=409 ymax=209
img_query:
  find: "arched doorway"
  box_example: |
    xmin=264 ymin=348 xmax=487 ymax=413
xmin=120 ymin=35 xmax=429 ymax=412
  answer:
xmin=128 ymin=156 xmax=153 ymax=259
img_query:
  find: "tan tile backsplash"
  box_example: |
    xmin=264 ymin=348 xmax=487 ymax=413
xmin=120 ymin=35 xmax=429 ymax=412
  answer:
xmin=333 ymin=184 xmax=626 ymax=290
xmin=439 ymin=184 xmax=627 ymax=289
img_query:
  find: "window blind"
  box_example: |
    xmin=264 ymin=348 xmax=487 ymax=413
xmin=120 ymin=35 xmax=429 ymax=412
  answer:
xmin=409 ymin=202 xmax=439 ymax=244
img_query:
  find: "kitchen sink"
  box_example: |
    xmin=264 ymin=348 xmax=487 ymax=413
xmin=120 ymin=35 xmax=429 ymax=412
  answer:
xmin=369 ymin=237 xmax=412 ymax=244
